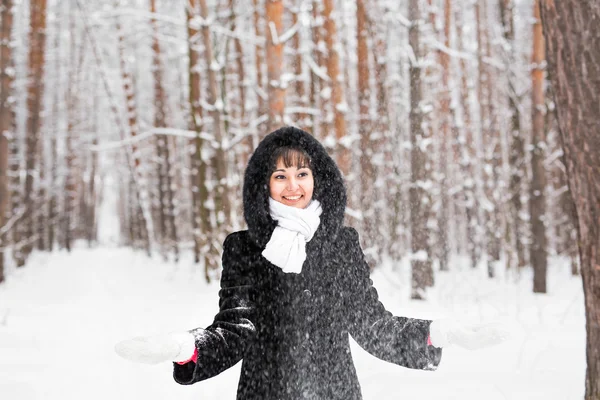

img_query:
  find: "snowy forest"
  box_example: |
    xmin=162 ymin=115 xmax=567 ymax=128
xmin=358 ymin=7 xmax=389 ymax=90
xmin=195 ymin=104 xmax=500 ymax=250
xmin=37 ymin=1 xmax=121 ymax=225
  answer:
xmin=0 ymin=0 xmax=599 ymax=399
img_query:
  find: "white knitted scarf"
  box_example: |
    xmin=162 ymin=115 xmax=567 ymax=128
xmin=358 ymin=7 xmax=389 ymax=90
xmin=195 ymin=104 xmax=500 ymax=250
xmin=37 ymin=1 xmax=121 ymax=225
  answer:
xmin=262 ymin=198 xmax=322 ymax=274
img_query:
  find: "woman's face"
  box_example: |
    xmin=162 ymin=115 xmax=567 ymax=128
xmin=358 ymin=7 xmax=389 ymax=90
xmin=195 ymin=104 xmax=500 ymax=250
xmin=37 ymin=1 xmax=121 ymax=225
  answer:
xmin=269 ymin=158 xmax=314 ymax=209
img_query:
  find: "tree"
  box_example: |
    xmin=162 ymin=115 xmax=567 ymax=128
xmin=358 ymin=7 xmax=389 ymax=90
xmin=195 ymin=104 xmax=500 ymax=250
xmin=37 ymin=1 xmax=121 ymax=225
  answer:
xmin=151 ymin=0 xmax=179 ymax=261
xmin=322 ymin=0 xmax=349 ymax=175
xmin=530 ymin=0 xmax=547 ymax=293
xmin=409 ymin=0 xmax=433 ymax=299
xmin=0 ymin=0 xmax=15 ymax=282
xmin=22 ymin=0 xmax=48 ymax=262
xmin=499 ymin=0 xmax=526 ymax=270
xmin=539 ymin=1 xmax=600 ymax=398
xmin=265 ymin=0 xmax=284 ymax=131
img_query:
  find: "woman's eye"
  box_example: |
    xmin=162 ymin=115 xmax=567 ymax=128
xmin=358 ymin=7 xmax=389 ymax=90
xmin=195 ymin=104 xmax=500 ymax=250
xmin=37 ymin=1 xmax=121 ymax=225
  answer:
xmin=298 ymin=172 xmax=308 ymax=178
xmin=275 ymin=175 xmax=286 ymax=180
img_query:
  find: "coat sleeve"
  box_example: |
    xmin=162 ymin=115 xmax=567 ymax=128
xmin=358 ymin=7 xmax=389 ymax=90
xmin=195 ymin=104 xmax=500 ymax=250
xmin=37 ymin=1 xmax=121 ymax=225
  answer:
xmin=173 ymin=232 xmax=257 ymax=384
xmin=344 ymin=227 xmax=442 ymax=371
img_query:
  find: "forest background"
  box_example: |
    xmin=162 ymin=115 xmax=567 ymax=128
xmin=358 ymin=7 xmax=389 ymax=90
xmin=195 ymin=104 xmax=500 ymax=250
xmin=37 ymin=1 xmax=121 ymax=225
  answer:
xmin=0 ymin=0 xmax=598 ymax=398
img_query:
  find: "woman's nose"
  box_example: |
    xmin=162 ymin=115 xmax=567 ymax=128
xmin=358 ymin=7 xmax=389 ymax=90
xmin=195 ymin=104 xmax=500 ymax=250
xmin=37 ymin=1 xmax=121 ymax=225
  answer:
xmin=287 ymin=178 xmax=299 ymax=190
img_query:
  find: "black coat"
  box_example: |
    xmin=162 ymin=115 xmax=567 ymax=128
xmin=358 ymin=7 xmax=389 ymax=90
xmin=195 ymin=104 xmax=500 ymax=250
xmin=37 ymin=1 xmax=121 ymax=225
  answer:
xmin=173 ymin=127 xmax=442 ymax=399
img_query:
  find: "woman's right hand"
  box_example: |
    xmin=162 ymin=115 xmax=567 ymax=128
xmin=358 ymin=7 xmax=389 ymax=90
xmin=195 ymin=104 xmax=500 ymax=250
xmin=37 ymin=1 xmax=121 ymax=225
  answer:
xmin=114 ymin=331 xmax=196 ymax=364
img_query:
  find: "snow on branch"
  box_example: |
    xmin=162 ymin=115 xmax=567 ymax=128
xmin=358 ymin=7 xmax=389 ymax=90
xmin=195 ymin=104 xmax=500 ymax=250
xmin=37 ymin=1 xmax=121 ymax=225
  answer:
xmin=303 ymin=54 xmax=330 ymax=81
xmin=89 ymin=128 xmax=217 ymax=153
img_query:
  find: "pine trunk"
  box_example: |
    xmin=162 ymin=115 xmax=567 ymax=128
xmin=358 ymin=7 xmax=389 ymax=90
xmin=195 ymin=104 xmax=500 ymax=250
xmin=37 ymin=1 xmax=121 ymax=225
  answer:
xmin=0 ymin=0 xmax=15 ymax=282
xmin=409 ymin=0 xmax=431 ymax=300
xmin=116 ymin=14 xmax=150 ymax=253
xmin=198 ymin=0 xmax=230 ymax=271
xmin=530 ymin=0 xmax=547 ymax=293
xmin=186 ymin=0 xmax=211 ymax=276
xmin=356 ymin=0 xmax=377 ymax=267
xmin=437 ymin=0 xmax=452 ymax=271
xmin=499 ymin=0 xmax=526 ymax=269
xmin=456 ymin=6 xmax=479 ymax=269
xmin=322 ymin=0 xmax=349 ymax=175
xmin=22 ymin=0 xmax=47 ymax=261
xmin=265 ymin=0 xmax=284 ymax=131
xmin=539 ymin=1 xmax=600 ymax=397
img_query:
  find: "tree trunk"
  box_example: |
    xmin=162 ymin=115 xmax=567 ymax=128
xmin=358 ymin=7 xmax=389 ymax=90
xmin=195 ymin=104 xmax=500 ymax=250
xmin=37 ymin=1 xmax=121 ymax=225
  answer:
xmin=530 ymin=0 xmax=547 ymax=293
xmin=198 ymin=0 xmax=230 ymax=272
xmin=116 ymin=11 xmax=151 ymax=254
xmin=292 ymin=1 xmax=308 ymax=130
xmin=499 ymin=0 xmax=526 ymax=270
xmin=409 ymin=0 xmax=432 ymax=300
xmin=322 ymin=0 xmax=349 ymax=176
xmin=265 ymin=0 xmax=284 ymax=131
xmin=0 ymin=0 xmax=15 ymax=283
xmin=456 ymin=6 xmax=479 ymax=270
xmin=437 ymin=0 xmax=452 ymax=271
xmin=22 ymin=0 xmax=47 ymax=261
xmin=253 ymin=0 xmax=266 ymax=139
xmin=356 ymin=0 xmax=377 ymax=268
xmin=63 ymin=4 xmax=77 ymax=252
xmin=539 ymin=1 xmax=600 ymax=397
xmin=186 ymin=0 xmax=212 ymax=277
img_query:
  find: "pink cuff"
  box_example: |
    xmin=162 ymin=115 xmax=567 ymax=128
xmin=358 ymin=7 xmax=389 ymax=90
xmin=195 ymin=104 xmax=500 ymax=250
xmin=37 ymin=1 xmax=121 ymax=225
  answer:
xmin=176 ymin=347 xmax=198 ymax=365
xmin=427 ymin=335 xmax=433 ymax=346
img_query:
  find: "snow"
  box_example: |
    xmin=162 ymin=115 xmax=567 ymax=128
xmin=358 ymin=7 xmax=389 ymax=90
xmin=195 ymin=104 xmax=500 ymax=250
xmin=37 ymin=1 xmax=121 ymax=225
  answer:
xmin=0 ymin=248 xmax=585 ymax=399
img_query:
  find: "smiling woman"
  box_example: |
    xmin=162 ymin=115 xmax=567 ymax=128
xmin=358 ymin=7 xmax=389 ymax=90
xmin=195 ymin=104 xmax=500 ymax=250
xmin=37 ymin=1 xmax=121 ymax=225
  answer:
xmin=115 ymin=126 xmax=508 ymax=400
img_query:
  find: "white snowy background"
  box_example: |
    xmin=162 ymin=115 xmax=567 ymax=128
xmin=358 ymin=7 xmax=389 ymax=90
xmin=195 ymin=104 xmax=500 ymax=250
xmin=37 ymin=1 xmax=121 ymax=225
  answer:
xmin=0 ymin=189 xmax=585 ymax=399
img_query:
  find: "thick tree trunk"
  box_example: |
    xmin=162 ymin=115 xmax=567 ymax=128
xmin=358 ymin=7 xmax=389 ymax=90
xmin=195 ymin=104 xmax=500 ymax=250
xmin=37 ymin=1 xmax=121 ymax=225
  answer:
xmin=530 ymin=0 xmax=547 ymax=293
xmin=539 ymin=2 xmax=600 ymax=398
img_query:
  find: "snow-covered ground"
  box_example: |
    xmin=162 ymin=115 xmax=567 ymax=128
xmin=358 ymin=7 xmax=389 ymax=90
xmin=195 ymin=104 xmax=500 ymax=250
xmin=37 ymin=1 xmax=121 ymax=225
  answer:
xmin=0 ymin=244 xmax=585 ymax=399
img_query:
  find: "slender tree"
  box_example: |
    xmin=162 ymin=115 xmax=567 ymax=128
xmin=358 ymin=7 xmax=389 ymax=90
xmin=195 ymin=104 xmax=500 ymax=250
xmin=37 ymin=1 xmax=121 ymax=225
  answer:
xmin=456 ymin=5 xmax=479 ymax=269
xmin=265 ymin=0 xmax=284 ymax=131
xmin=322 ymin=0 xmax=349 ymax=176
xmin=409 ymin=0 xmax=433 ymax=299
xmin=539 ymin=1 xmax=600 ymax=397
xmin=0 ymin=0 xmax=15 ymax=282
xmin=186 ymin=0 xmax=213 ymax=278
xmin=499 ymin=0 xmax=526 ymax=269
xmin=530 ymin=0 xmax=547 ymax=293
xmin=21 ymin=0 xmax=48 ymax=262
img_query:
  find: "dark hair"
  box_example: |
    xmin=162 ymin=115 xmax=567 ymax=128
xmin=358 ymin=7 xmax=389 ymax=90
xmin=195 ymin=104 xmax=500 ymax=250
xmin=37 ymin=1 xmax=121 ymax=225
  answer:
xmin=268 ymin=146 xmax=312 ymax=175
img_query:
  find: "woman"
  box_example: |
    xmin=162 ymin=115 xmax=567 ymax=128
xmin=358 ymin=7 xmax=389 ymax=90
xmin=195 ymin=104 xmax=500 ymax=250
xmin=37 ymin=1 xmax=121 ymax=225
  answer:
xmin=116 ymin=126 xmax=506 ymax=399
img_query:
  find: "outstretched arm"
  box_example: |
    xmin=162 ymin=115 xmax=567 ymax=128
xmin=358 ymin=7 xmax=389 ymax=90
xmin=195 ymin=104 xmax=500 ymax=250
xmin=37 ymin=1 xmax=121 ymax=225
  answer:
xmin=344 ymin=228 xmax=442 ymax=371
xmin=174 ymin=232 xmax=257 ymax=384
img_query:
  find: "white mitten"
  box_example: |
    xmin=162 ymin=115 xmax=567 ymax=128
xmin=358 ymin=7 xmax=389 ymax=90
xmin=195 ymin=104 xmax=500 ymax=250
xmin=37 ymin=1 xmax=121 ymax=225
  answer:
xmin=114 ymin=331 xmax=196 ymax=364
xmin=429 ymin=319 xmax=510 ymax=350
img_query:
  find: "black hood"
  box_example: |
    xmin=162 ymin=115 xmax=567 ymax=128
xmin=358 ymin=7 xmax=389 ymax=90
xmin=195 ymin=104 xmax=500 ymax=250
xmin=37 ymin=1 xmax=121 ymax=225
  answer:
xmin=242 ymin=126 xmax=347 ymax=249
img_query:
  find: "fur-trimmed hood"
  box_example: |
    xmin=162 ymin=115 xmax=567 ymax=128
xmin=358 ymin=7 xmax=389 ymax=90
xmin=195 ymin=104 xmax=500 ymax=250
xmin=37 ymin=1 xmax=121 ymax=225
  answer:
xmin=242 ymin=126 xmax=347 ymax=249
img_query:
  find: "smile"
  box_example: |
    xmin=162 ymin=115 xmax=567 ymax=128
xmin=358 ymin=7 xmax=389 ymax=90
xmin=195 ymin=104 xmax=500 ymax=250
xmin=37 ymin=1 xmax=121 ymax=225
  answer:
xmin=283 ymin=195 xmax=302 ymax=201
